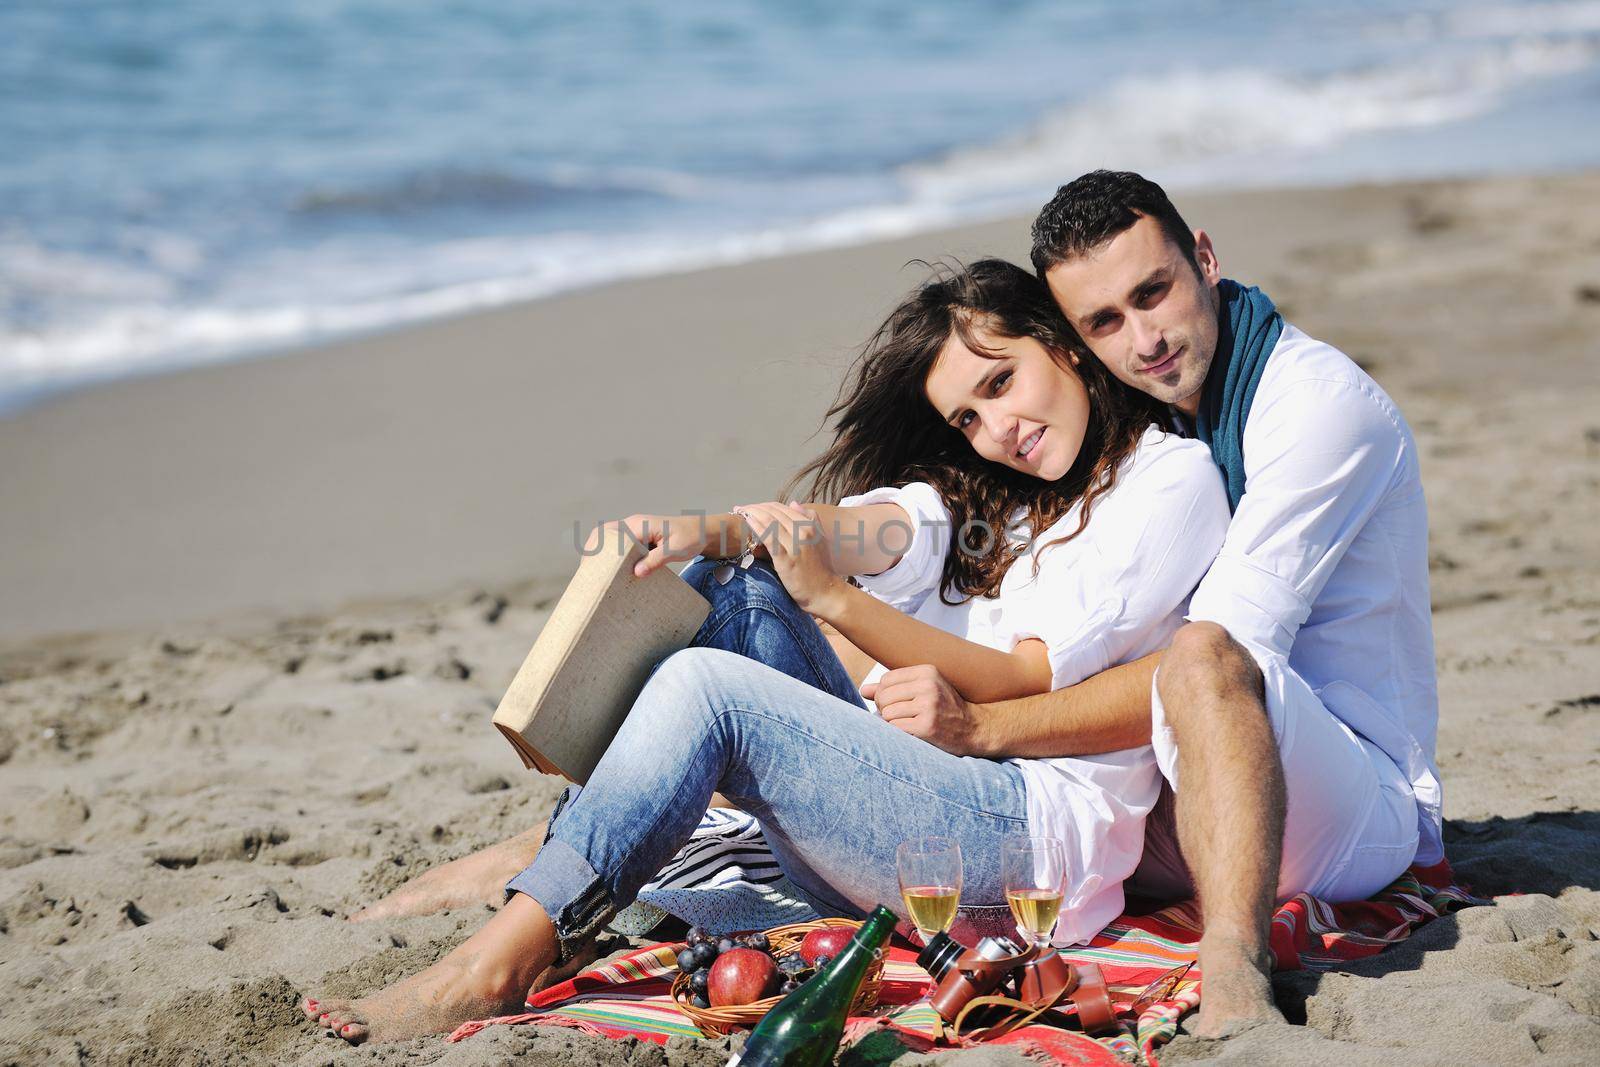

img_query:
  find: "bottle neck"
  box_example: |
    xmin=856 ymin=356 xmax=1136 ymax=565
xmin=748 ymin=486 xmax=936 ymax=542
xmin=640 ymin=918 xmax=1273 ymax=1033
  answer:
xmin=824 ymin=907 xmax=894 ymax=977
xmin=855 ymin=906 xmax=896 ymax=949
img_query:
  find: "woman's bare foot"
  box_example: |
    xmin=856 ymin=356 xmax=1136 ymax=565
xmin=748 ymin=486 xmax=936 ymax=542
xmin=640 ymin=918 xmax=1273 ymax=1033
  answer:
xmin=529 ymin=933 xmax=604 ymax=995
xmin=296 ymin=919 xmax=592 ymax=1033
xmin=301 ymin=996 xmax=352 ymax=1031
xmin=351 ymin=826 xmax=545 ymax=924
xmin=304 ymin=893 xmax=559 ymax=1044
xmin=1190 ymin=935 xmax=1285 ymax=1038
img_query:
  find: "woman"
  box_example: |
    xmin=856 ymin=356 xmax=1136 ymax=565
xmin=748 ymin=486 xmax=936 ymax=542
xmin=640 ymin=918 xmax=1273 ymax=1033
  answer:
xmin=303 ymin=259 xmax=1229 ymax=1043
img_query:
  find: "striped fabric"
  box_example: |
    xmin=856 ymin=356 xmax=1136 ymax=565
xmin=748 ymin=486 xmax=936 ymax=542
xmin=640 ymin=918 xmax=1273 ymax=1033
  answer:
xmin=610 ymin=808 xmax=820 ymax=937
xmin=449 ymin=860 xmax=1480 ymax=1065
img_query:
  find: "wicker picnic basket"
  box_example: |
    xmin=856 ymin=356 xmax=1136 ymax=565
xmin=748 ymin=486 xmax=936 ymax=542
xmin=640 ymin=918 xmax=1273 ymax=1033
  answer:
xmin=669 ymin=916 xmax=884 ymax=1037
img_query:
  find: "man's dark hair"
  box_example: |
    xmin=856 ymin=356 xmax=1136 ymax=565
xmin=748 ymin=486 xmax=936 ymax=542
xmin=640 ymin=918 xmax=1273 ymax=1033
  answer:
xmin=1029 ymin=170 xmax=1198 ymax=278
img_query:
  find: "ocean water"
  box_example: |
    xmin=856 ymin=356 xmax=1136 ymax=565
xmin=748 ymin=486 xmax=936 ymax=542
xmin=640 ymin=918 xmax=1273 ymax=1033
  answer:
xmin=4 ymin=0 xmax=1599 ymax=409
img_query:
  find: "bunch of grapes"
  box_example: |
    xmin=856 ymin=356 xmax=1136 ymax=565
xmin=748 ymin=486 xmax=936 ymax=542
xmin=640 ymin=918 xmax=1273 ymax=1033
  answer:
xmin=674 ymin=926 xmax=805 ymax=1009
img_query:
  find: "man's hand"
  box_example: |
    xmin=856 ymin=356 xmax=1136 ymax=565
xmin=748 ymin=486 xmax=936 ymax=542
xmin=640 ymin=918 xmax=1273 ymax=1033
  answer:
xmin=861 ymin=664 xmax=990 ymax=757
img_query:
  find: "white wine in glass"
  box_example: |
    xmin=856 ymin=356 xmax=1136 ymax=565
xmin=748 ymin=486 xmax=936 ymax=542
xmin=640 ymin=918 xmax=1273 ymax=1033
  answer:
xmin=1007 ymin=887 xmax=1065 ymax=943
xmin=896 ymin=836 xmax=962 ymax=945
xmin=1001 ymin=835 xmax=1067 ymax=949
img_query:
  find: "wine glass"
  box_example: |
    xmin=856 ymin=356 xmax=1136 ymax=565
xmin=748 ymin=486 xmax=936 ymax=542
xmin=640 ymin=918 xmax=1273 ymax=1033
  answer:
xmin=1001 ymin=835 xmax=1066 ymax=950
xmin=896 ymin=836 xmax=962 ymax=945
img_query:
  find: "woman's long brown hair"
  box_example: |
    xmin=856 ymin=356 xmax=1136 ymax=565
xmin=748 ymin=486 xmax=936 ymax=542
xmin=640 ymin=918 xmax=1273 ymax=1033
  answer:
xmin=782 ymin=258 xmax=1163 ymax=603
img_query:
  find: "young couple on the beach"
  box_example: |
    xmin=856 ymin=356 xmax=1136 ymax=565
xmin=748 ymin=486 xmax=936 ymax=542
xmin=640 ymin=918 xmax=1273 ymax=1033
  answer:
xmin=303 ymin=170 xmax=1442 ymax=1045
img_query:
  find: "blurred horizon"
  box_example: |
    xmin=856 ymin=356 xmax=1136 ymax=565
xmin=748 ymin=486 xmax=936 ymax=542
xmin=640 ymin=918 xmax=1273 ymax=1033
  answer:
xmin=5 ymin=0 xmax=1600 ymax=411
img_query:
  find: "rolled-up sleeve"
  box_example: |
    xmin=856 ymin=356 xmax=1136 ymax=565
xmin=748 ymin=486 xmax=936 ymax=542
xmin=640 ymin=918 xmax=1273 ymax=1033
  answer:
xmin=995 ymin=571 xmax=1123 ymax=690
xmin=998 ymin=438 xmax=1232 ymax=687
xmin=1187 ymin=378 xmax=1409 ymax=659
xmin=838 ymin=481 xmax=952 ymax=612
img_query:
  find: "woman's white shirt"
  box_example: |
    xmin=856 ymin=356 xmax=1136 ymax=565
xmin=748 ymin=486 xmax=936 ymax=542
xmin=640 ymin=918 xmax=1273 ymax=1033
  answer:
xmin=839 ymin=426 xmax=1230 ymax=943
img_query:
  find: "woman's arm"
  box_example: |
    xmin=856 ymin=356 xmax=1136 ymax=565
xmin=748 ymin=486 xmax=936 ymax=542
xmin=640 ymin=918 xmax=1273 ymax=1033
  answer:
xmin=612 ymin=501 xmax=916 ymax=579
xmin=789 ymin=501 xmax=917 ymax=578
xmin=817 ymin=581 xmax=1054 ymax=704
xmin=815 ymin=619 xmax=877 ymax=688
xmin=737 ymin=501 xmax=1053 ymax=704
xmin=737 ymin=501 xmax=917 ymax=578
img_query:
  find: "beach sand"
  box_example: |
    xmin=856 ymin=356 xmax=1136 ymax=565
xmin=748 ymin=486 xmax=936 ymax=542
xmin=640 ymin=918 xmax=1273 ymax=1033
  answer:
xmin=1 ymin=172 xmax=1598 ymax=1065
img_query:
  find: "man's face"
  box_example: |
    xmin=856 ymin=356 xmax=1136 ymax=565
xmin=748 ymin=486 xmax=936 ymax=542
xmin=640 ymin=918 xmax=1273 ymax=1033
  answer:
xmin=1042 ymin=214 xmax=1221 ymax=415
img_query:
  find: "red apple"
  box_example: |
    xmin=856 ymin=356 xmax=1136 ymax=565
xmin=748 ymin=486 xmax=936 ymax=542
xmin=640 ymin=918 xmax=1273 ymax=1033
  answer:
xmin=799 ymin=927 xmax=854 ymax=968
xmin=708 ymin=948 xmax=780 ymax=1007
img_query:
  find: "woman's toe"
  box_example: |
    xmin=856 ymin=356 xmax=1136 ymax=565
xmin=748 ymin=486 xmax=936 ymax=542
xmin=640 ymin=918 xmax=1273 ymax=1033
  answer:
xmin=338 ymin=1021 xmax=370 ymax=1044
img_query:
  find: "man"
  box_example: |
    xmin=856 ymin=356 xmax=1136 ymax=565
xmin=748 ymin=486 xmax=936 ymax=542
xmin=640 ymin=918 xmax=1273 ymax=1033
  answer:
xmin=899 ymin=169 xmax=1440 ymax=1034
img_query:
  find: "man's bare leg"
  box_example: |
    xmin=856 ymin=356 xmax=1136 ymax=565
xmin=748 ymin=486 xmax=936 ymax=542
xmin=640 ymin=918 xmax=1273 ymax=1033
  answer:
xmin=351 ymin=825 xmax=546 ymax=923
xmin=1156 ymin=621 xmax=1287 ymax=1037
xmin=304 ymin=893 xmax=560 ymax=1044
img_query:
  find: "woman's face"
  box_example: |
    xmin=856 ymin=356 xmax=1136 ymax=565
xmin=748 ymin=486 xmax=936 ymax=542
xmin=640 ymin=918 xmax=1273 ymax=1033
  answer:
xmin=923 ymin=319 xmax=1091 ymax=482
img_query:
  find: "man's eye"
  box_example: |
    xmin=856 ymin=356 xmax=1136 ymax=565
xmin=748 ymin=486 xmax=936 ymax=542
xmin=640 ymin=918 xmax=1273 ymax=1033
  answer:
xmin=1091 ymin=314 xmax=1115 ymax=331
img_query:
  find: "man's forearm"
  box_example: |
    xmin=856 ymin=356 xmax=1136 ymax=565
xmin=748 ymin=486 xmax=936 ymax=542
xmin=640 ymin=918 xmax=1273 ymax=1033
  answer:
xmin=973 ymin=652 xmax=1160 ymax=758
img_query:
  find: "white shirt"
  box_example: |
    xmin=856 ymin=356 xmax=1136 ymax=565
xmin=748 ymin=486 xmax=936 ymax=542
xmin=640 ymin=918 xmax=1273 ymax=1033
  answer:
xmin=840 ymin=427 xmax=1230 ymax=943
xmin=1184 ymin=325 xmax=1444 ymax=865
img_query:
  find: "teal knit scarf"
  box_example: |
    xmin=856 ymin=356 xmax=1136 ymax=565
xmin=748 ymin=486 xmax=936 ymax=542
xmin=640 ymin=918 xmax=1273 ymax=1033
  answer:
xmin=1195 ymin=279 xmax=1283 ymax=511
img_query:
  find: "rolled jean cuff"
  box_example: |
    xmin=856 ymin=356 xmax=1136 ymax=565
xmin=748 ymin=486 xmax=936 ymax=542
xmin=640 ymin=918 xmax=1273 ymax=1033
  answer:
xmin=505 ymin=837 xmax=615 ymax=964
xmin=504 ymin=786 xmax=617 ymax=964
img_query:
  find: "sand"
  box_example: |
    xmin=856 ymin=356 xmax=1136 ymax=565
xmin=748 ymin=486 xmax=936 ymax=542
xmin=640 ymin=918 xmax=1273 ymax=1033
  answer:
xmin=1 ymin=172 xmax=1598 ymax=1065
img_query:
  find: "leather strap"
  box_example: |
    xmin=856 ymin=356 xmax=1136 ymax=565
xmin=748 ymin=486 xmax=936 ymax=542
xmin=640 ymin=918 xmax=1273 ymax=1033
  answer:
xmin=943 ymin=962 xmax=1119 ymax=1043
xmin=1065 ymin=963 xmax=1117 ymax=1034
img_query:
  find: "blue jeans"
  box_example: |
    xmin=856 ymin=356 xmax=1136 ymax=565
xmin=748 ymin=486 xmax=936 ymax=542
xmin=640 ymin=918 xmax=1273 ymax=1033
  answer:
xmin=507 ymin=557 xmax=1030 ymax=959
xmin=679 ymin=556 xmax=867 ymax=713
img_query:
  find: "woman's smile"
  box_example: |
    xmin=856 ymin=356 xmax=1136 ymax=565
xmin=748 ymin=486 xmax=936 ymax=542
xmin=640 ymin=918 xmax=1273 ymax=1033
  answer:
xmin=1017 ymin=427 xmax=1046 ymax=461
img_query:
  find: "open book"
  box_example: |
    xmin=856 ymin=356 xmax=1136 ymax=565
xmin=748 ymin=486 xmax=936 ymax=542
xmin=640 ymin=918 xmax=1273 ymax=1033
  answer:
xmin=492 ymin=526 xmax=712 ymax=783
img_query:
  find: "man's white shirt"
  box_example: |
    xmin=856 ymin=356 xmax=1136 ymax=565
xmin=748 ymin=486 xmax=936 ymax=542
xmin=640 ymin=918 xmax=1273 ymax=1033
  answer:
xmin=1184 ymin=324 xmax=1444 ymax=865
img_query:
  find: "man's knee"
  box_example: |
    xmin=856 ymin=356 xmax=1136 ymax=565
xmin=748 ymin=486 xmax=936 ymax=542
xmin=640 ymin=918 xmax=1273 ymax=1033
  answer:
xmin=1157 ymin=622 xmax=1265 ymax=722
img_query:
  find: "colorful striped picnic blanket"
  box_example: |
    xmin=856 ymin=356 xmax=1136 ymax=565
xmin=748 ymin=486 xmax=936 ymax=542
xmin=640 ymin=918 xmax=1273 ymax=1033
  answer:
xmin=448 ymin=860 xmax=1479 ymax=1066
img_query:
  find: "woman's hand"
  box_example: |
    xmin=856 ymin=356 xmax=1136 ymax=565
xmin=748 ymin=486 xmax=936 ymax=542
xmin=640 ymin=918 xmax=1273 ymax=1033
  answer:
xmin=734 ymin=501 xmax=849 ymax=618
xmin=587 ymin=513 xmax=714 ymax=578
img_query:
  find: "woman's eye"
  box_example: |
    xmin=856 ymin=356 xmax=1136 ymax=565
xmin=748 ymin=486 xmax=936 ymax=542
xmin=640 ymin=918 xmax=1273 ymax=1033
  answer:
xmin=957 ymin=411 xmax=975 ymax=430
xmin=992 ymin=372 xmax=1012 ymax=393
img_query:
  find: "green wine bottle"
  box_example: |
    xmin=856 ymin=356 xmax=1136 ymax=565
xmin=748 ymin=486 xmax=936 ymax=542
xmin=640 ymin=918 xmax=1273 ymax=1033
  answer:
xmin=727 ymin=906 xmax=898 ymax=1067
